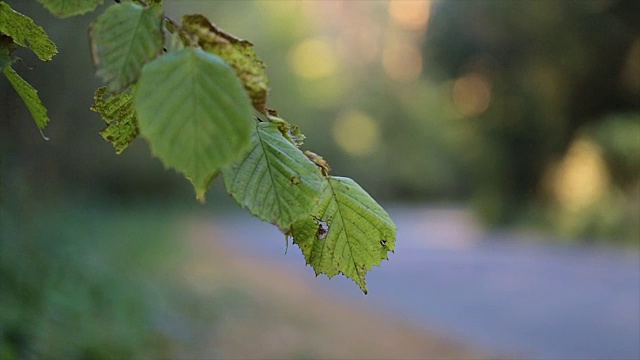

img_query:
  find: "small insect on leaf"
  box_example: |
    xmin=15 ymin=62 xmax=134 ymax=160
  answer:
xmin=291 ymin=176 xmax=397 ymax=294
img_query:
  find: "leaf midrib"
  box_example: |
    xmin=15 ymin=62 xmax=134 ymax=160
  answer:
xmin=257 ymin=125 xmax=287 ymax=224
xmin=117 ymin=5 xmax=146 ymax=88
xmin=327 ymin=179 xmax=366 ymax=287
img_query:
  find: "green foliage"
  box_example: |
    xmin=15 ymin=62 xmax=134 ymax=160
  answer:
xmin=292 ymin=177 xmax=397 ymax=294
xmin=423 ymin=0 xmax=640 ymax=234
xmin=223 ymin=122 xmax=323 ymax=232
xmin=0 ymin=202 xmax=210 ymax=359
xmin=0 ymin=2 xmax=57 ymax=61
xmin=586 ymin=113 xmax=640 ymax=187
xmin=90 ymin=1 xmax=164 ymax=92
xmin=3 ymin=66 xmax=49 ymax=135
xmin=90 ymin=86 xmax=138 ymax=154
xmin=0 ymin=1 xmax=54 ymax=134
xmin=2 ymin=1 xmax=397 ymax=293
xmin=37 ymin=0 xmax=104 ymax=18
xmin=182 ymin=14 xmax=269 ymax=113
xmin=134 ymin=47 xmax=254 ymax=201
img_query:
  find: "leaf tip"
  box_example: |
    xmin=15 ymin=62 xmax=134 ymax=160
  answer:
xmin=352 ymin=277 xmax=368 ymax=294
xmin=284 ymin=233 xmax=290 ymax=255
xmin=39 ymin=129 xmax=49 ymax=141
xmin=194 ymin=183 xmax=209 ymax=203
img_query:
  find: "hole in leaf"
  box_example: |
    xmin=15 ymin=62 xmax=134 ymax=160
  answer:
xmin=380 ymin=239 xmax=387 ymax=247
xmin=315 ymin=220 xmax=329 ymax=240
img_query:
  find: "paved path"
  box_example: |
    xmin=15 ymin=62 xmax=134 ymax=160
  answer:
xmin=212 ymin=205 xmax=640 ymax=360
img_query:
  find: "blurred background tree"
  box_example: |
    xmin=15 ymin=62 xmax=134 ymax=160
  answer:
xmin=422 ymin=0 xmax=640 ymax=241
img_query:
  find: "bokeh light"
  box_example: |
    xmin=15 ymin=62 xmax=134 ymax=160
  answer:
xmin=388 ymin=0 xmax=432 ymax=31
xmin=552 ymin=138 xmax=610 ymax=212
xmin=288 ymin=37 xmax=338 ymax=80
xmin=451 ymin=73 xmax=492 ymax=117
xmin=382 ymin=42 xmax=423 ymax=82
xmin=333 ymin=110 xmax=381 ymax=157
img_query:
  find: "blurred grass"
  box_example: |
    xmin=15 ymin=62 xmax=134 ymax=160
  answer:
xmin=0 ymin=202 xmax=209 ymax=359
xmin=0 ymin=199 xmax=493 ymax=359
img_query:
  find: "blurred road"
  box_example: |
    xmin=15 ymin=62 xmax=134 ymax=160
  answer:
xmin=211 ymin=205 xmax=640 ymax=360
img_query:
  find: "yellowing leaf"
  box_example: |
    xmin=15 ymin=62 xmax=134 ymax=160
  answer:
xmin=223 ymin=122 xmax=323 ymax=232
xmin=134 ymin=48 xmax=254 ymax=201
xmin=3 ymin=66 xmax=49 ymax=135
xmin=90 ymin=2 xmax=164 ymax=92
xmin=90 ymin=86 xmax=137 ymax=154
xmin=304 ymin=150 xmax=331 ymax=176
xmin=291 ymin=176 xmax=397 ymax=294
xmin=37 ymin=0 xmax=103 ymax=18
xmin=0 ymin=2 xmax=57 ymax=61
xmin=182 ymin=14 xmax=269 ymax=113
xmin=267 ymin=112 xmax=305 ymax=148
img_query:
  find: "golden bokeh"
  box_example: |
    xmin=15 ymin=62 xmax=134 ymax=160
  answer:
xmin=333 ymin=110 xmax=381 ymax=157
xmin=451 ymin=73 xmax=492 ymax=117
xmin=382 ymin=42 xmax=423 ymax=82
xmin=552 ymin=138 xmax=610 ymax=212
xmin=388 ymin=0 xmax=432 ymax=31
xmin=288 ymin=37 xmax=338 ymax=80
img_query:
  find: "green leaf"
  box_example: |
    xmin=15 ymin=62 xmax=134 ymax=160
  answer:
xmin=223 ymin=122 xmax=324 ymax=231
xmin=182 ymin=14 xmax=269 ymax=113
xmin=291 ymin=176 xmax=397 ymax=294
xmin=90 ymin=86 xmax=137 ymax=154
xmin=134 ymin=47 xmax=254 ymax=201
xmin=3 ymin=66 xmax=49 ymax=135
xmin=0 ymin=2 xmax=57 ymax=61
xmin=37 ymin=0 xmax=103 ymax=18
xmin=90 ymin=2 xmax=164 ymax=92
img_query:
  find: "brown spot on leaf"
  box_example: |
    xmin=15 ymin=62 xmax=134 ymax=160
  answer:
xmin=304 ymin=150 xmax=331 ymax=176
